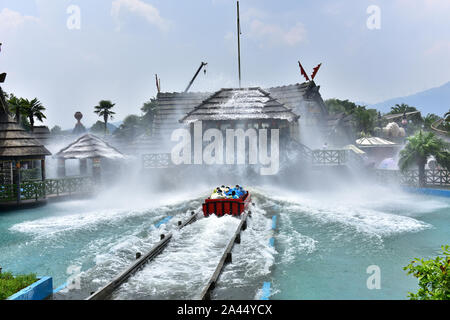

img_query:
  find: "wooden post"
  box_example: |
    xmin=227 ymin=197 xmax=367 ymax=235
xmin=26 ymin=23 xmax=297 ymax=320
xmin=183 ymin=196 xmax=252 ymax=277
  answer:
xmin=41 ymin=158 xmax=46 ymax=181
xmin=13 ymin=161 xmax=21 ymax=204
xmin=79 ymin=159 xmax=87 ymax=176
xmin=57 ymin=159 xmax=66 ymax=177
xmin=92 ymin=157 xmax=101 ymax=184
xmin=237 ymin=1 xmax=242 ymax=88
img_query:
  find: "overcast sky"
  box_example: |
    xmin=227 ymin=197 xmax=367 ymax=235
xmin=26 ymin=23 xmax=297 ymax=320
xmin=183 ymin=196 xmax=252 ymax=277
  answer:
xmin=0 ymin=0 xmax=449 ymax=128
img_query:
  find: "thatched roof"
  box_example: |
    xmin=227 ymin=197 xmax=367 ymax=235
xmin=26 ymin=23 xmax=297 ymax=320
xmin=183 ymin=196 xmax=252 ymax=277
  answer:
xmin=54 ymin=134 xmax=125 ymax=160
xmin=356 ymin=137 xmax=398 ymax=147
xmin=180 ymin=88 xmax=300 ymax=124
xmin=150 ymin=91 xmax=212 ymax=152
xmin=32 ymin=126 xmax=51 ymax=144
xmin=266 ymin=82 xmax=328 ymax=120
xmin=0 ymin=87 xmax=51 ymax=159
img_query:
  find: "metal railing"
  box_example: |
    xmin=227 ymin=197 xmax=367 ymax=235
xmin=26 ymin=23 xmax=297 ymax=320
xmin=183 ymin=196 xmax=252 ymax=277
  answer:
xmin=0 ymin=176 xmax=94 ymax=203
xmin=375 ymin=169 xmax=450 ymax=187
xmin=142 ymin=153 xmax=172 ymax=169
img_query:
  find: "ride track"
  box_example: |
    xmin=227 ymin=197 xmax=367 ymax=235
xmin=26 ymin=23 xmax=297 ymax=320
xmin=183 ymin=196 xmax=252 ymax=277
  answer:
xmin=82 ymin=208 xmax=252 ymax=301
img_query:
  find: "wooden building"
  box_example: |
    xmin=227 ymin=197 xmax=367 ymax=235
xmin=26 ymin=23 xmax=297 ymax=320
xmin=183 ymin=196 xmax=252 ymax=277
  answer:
xmin=0 ymin=87 xmax=51 ymax=199
xmin=147 ymin=81 xmax=336 ymax=154
xmin=180 ymin=87 xmax=299 ymax=138
xmin=54 ymin=134 xmax=125 ymax=182
xmin=32 ymin=125 xmax=51 ymax=145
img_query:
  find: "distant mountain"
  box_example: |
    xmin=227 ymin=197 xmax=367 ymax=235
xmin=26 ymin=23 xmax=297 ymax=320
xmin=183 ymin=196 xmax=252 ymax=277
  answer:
xmin=369 ymin=81 xmax=450 ymax=116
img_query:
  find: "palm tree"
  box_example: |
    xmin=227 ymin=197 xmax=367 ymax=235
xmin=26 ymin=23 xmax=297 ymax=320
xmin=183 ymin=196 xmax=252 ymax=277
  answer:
xmin=399 ymin=131 xmax=450 ymax=187
xmin=7 ymin=94 xmax=24 ymax=123
xmin=141 ymin=98 xmax=158 ymax=133
xmin=21 ymin=98 xmax=46 ymax=132
xmin=94 ymin=100 xmax=116 ymax=134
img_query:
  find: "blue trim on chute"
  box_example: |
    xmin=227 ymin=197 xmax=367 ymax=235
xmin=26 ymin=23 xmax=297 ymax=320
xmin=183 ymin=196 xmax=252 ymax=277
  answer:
xmin=271 ymin=216 xmax=277 ymax=230
xmin=154 ymin=216 xmax=173 ymax=228
xmin=403 ymin=187 xmax=450 ymax=198
xmin=53 ymin=282 xmax=68 ymax=294
xmin=260 ymin=282 xmax=271 ymax=300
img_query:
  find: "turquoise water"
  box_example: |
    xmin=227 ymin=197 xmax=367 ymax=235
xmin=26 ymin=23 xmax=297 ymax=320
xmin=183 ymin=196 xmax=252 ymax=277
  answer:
xmin=0 ymin=185 xmax=448 ymax=300
xmin=254 ymin=186 xmax=450 ymax=300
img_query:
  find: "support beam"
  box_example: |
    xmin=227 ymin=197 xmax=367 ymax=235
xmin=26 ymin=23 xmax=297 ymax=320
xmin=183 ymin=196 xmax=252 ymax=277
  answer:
xmin=57 ymin=159 xmax=66 ymax=178
xmin=79 ymin=159 xmax=87 ymax=176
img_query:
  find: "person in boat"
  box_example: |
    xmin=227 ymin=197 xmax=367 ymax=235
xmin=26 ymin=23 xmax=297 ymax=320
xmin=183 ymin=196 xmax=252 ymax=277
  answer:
xmin=235 ymin=185 xmax=246 ymax=197
xmin=211 ymin=189 xmax=226 ymax=199
xmin=226 ymin=190 xmax=239 ymax=199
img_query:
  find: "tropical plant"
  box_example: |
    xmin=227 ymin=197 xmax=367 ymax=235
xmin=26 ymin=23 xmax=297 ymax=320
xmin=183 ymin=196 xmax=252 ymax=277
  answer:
xmin=50 ymin=125 xmax=62 ymax=135
xmin=388 ymin=103 xmax=418 ymax=115
xmin=324 ymin=99 xmax=378 ymax=138
xmin=0 ymin=272 xmax=37 ymax=300
xmin=404 ymin=245 xmax=450 ymax=300
xmin=90 ymin=121 xmax=107 ymax=134
xmin=94 ymin=100 xmax=116 ymax=134
xmin=141 ymin=98 xmax=158 ymax=132
xmin=423 ymin=113 xmax=441 ymax=130
xmin=7 ymin=94 xmax=23 ymax=122
xmin=398 ymin=131 xmax=450 ymax=187
xmin=21 ymin=98 xmax=46 ymax=132
xmin=114 ymin=114 xmax=143 ymax=141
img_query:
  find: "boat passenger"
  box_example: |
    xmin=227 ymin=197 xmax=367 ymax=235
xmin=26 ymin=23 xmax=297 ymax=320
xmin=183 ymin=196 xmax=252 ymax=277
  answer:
xmin=230 ymin=191 xmax=239 ymax=199
xmin=211 ymin=189 xmax=225 ymax=199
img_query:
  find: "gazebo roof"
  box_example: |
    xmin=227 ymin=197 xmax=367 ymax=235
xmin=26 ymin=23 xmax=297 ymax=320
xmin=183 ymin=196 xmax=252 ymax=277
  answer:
xmin=0 ymin=87 xmax=51 ymax=159
xmin=54 ymin=134 xmax=125 ymax=160
xmin=355 ymin=137 xmax=397 ymax=147
xmin=180 ymin=87 xmax=300 ymax=124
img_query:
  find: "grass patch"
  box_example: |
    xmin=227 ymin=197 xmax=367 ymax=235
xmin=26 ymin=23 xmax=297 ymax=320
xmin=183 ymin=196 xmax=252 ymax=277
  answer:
xmin=0 ymin=272 xmax=38 ymax=300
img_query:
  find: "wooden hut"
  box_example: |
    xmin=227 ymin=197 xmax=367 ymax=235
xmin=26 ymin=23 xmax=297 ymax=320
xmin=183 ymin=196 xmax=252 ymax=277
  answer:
xmin=0 ymin=87 xmax=51 ymax=202
xmin=355 ymin=137 xmax=401 ymax=165
xmin=32 ymin=125 xmax=51 ymax=145
xmin=147 ymin=81 xmax=344 ymax=154
xmin=54 ymin=134 xmax=125 ymax=182
xmin=180 ymin=87 xmax=300 ymax=138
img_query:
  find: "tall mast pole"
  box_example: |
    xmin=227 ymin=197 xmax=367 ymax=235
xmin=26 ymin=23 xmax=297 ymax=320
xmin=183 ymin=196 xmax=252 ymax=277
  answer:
xmin=237 ymin=1 xmax=241 ymax=89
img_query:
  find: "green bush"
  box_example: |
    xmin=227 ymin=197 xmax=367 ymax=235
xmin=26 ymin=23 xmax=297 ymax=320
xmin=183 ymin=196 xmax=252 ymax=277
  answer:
xmin=404 ymin=245 xmax=450 ymax=300
xmin=0 ymin=272 xmax=38 ymax=300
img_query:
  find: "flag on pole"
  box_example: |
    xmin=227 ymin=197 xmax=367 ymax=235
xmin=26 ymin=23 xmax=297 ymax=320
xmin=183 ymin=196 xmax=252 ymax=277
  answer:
xmin=311 ymin=63 xmax=322 ymax=80
xmin=298 ymin=61 xmax=310 ymax=82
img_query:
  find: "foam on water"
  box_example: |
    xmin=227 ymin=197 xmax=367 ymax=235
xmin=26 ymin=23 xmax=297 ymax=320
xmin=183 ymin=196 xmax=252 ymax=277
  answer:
xmin=211 ymin=204 xmax=276 ymax=300
xmin=113 ymin=215 xmax=242 ymax=300
xmin=252 ymin=186 xmax=434 ymax=239
xmin=9 ymin=191 xmax=206 ymax=238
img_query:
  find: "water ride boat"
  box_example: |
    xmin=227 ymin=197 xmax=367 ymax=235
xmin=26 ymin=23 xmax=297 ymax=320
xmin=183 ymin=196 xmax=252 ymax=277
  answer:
xmin=203 ymin=186 xmax=251 ymax=217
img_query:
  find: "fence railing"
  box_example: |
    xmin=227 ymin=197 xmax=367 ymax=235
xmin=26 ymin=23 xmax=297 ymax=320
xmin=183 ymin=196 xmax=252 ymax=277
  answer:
xmin=142 ymin=153 xmax=173 ymax=169
xmin=142 ymin=148 xmax=366 ymax=169
xmin=20 ymin=168 xmax=42 ymax=181
xmin=375 ymin=169 xmax=450 ymax=187
xmin=311 ymin=150 xmax=348 ymax=166
xmin=0 ymin=176 xmax=94 ymax=203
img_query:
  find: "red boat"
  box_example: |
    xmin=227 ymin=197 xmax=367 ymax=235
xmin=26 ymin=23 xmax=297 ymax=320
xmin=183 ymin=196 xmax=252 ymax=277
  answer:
xmin=203 ymin=192 xmax=251 ymax=217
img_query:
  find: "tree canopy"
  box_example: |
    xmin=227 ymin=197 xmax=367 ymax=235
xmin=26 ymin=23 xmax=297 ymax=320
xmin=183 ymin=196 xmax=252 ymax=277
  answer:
xmin=399 ymin=131 xmax=450 ymax=186
xmin=94 ymin=100 xmax=116 ymax=134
